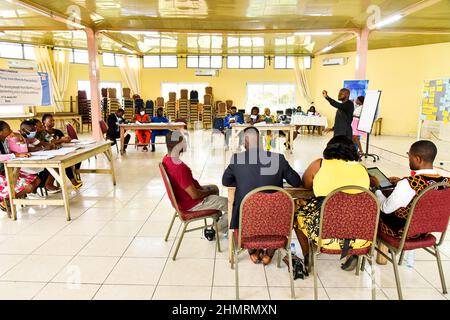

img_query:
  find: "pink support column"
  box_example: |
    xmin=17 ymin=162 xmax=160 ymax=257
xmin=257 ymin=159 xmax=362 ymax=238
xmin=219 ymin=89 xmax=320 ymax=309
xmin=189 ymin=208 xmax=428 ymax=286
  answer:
xmin=355 ymin=27 xmax=369 ymax=80
xmin=85 ymin=28 xmax=102 ymax=141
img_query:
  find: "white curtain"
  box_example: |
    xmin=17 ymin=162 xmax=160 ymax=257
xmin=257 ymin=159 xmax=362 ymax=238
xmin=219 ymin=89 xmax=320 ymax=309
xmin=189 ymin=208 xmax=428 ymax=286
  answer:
xmin=53 ymin=49 xmax=70 ymax=107
xmin=118 ymin=55 xmax=141 ymax=96
xmin=293 ymin=56 xmax=312 ymax=105
xmin=34 ymin=46 xmax=64 ymax=111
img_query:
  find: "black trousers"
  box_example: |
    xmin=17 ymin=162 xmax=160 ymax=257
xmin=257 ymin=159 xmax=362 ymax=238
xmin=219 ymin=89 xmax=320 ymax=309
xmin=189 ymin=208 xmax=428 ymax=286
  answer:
xmin=65 ymin=162 xmax=82 ymax=180
xmin=109 ymin=132 xmax=131 ymax=150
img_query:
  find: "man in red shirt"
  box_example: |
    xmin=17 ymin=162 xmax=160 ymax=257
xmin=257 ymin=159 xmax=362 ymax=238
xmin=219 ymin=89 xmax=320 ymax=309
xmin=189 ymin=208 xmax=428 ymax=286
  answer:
xmin=162 ymin=130 xmax=228 ymax=229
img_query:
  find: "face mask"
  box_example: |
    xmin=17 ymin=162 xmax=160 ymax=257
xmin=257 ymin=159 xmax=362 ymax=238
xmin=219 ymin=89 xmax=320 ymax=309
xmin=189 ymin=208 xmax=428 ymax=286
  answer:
xmin=26 ymin=131 xmax=36 ymax=139
xmin=140 ymin=111 xmax=145 ymax=116
xmin=250 ymin=115 xmax=257 ymax=119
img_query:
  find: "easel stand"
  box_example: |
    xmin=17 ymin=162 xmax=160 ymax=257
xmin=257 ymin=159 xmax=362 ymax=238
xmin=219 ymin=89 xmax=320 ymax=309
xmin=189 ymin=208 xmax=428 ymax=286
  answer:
xmin=360 ymin=133 xmax=380 ymax=163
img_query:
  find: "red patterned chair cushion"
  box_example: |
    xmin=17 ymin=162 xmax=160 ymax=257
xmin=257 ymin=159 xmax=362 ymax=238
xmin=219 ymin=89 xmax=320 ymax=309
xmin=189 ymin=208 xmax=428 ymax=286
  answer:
xmin=321 ymin=191 xmax=378 ymax=241
xmin=320 ymin=247 xmax=370 ymax=256
xmin=179 ymin=209 xmax=220 ymax=221
xmin=379 ymin=232 xmax=437 ymax=250
xmin=241 ymin=191 xmax=293 ymax=239
xmin=233 ymin=230 xmax=287 ymax=250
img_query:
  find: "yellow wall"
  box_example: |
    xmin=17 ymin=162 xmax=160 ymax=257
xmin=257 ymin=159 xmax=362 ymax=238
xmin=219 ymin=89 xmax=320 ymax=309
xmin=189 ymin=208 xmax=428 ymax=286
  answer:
xmin=309 ymin=42 xmax=450 ymax=136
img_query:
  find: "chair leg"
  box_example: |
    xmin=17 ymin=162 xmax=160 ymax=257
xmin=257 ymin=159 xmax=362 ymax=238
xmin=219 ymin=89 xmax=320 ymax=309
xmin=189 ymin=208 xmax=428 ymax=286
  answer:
xmin=369 ymin=257 xmax=376 ymax=300
xmin=234 ymin=245 xmax=239 ymax=300
xmin=398 ymin=250 xmax=405 ymax=266
xmin=391 ymin=251 xmax=403 ymax=300
xmin=313 ymin=247 xmax=318 ymax=300
xmin=277 ymin=249 xmax=281 ymax=268
xmin=164 ymin=212 xmax=177 ymax=242
xmin=172 ymin=222 xmax=187 ymax=261
xmin=230 ymin=236 xmax=235 ymax=270
xmin=204 ymin=218 xmax=207 ymax=227
xmin=356 ymin=255 xmax=361 ymax=276
xmin=360 ymin=256 xmax=366 ymax=272
xmin=213 ymin=219 xmax=221 ymax=253
xmin=435 ymin=246 xmax=448 ymax=294
xmin=287 ymin=248 xmax=296 ymax=299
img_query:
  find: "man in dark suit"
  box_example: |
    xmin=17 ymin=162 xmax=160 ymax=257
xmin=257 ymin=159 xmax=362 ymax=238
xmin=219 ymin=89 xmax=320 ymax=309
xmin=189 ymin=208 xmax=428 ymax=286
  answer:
xmin=222 ymin=126 xmax=301 ymax=264
xmin=323 ymin=88 xmax=354 ymax=140
xmin=107 ymin=108 xmax=131 ymax=152
xmin=222 ymin=126 xmax=301 ymax=229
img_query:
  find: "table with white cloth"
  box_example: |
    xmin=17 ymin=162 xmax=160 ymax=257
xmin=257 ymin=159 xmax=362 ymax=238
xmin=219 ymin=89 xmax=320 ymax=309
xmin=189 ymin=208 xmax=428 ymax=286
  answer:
xmin=290 ymin=115 xmax=328 ymax=135
xmin=230 ymin=123 xmax=296 ymax=154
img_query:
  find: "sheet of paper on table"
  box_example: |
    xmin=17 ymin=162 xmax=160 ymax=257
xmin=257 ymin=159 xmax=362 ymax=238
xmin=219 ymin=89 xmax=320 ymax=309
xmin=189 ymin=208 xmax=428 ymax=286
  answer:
xmin=71 ymin=139 xmax=97 ymax=145
xmin=11 ymin=155 xmax=55 ymax=161
xmin=31 ymin=147 xmax=79 ymax=157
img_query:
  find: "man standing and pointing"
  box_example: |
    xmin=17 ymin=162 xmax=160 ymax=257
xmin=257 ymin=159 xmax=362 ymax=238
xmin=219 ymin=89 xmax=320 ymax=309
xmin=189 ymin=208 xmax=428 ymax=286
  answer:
xmin=323 ymin=88 xmax=354 ymax=140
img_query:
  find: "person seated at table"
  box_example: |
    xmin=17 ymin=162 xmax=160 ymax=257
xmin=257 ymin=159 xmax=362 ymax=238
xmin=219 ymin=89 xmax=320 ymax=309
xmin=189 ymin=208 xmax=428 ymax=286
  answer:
xmin=31 ymin=119 xmax=54 ymax=144
xmin=296 ymin=106 xmax=305 ymax=115
xmin=351 ymin=96 xmax=365 ymax=155
xmin=222 ymin=127 xmax=301 ymax=265
xmin=162 ymin=130 xmax=228 ymax=232
xmin=294 ymin=135 xmax=370 ymax=271
xmin=307 ymin=106 xmax=318 ymax=134
xmin=151 ymin=107 xmax=169 ymax=152
xmin=223 ymin=106 xmax=244 ymax=149
xmin=0 ymin=121 xmax=45 ymax=211
xmin=41 ymin=113 xmax=82 ymax=190
xmin=247 ymin=106 xmax=263 ymax=125
xmin=262 ymin=107 xmax=277 ymax=151
xmin=133 ymin=107 xmax=151 ymax=152
xmin=373 ymin=140 xmax=449 ymax=240
xmin=20 ymin=120 xmax=54 ymax=152
xmin=107 ymin=108 xmax=131 ymax=153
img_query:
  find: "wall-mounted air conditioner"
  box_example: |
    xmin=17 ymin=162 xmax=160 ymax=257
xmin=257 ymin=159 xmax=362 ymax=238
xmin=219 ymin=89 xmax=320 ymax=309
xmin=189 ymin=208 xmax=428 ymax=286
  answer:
xmin=322 ymin=57 xmax=348 ymax=66
xmin=195 ymin=69 xmax=218 ymax=77
xmin=7 ymin=60 xmax=38 ymax=70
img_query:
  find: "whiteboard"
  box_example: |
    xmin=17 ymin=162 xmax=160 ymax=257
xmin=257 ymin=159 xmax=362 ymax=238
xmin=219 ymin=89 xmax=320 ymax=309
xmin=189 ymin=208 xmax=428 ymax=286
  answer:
xmin=358 ymin=90 xmax=382 ymax=134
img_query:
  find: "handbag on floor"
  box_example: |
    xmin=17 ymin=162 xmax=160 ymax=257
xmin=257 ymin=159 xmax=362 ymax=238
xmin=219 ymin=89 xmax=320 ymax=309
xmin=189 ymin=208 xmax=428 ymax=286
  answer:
xmin=284 ymin=254 xmax=309 ymax=280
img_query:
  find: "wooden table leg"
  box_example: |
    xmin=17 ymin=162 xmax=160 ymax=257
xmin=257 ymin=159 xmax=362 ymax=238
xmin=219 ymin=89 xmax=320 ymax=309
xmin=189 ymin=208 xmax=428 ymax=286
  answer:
xmin=58 ymin=165 xmax=72 ymax=221
xmin=4 ymin=166 xmax=18 ymax=220
xmin=376 ymin=243 xmax=388 ymax=265
xmin=105 ymin=148 xmax=117 ymax=186
xmin=120 ymin=127 xmax=125 ymax=155
xmin=289 ymin=128 xmax=294 ymax=154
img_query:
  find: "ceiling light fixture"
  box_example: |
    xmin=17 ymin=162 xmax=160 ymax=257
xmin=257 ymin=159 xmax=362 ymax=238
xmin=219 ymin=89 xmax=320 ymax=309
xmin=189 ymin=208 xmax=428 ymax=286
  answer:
xmin=322 ymin=45 xmax=333 ymax=53
xmin=295 ymin=31 xmax=333 ymax=36
xmin=375 ymin=14 xmax=403 ymax=28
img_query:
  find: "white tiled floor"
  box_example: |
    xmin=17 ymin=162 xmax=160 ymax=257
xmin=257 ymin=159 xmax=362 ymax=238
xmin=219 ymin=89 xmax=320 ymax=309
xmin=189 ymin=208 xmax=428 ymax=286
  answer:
xmin=0 ymin=130 xmax=449 ymax=300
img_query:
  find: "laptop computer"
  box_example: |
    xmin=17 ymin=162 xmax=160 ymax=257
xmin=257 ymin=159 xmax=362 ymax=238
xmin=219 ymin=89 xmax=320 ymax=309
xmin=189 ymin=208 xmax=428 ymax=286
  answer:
xmin=367 ymin=167 xmax=394 ymax=190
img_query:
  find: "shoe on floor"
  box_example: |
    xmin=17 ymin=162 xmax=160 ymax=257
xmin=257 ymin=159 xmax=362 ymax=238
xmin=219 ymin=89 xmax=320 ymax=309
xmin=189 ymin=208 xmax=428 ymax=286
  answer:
xmin=72 ymin=182 xmax=83 ymax=189
xmin=341 ymin=255 xmax=359 ymax=271
xmin=46 ymin=188 xmax=61 ymax=194
xmin=26 ymin=193 xmax=47 ymax=200
xmin=151 ymin=144 xmax=155 ymax=152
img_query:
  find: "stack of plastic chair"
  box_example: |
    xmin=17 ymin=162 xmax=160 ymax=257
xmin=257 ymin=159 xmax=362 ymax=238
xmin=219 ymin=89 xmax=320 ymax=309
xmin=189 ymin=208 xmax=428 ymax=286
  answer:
xmin=107 ymin=88 xmax=121 ymax=115
xmin=101 ymin=88 xmax=108 ymax=121
xmin=77 ymin=90 xmax=92 ymax=132
xmin=214 ymin=100 xmax=222 ymax=118
xmin=135 ymin=98 xmax=145 ymax=114
xmin=166 ymin=92 xmax=177 ymax=120
xmin=145 ymin=100 xmax=154 ymax=116
xmin=122 ymin=88 xmax=134 ymax=121
xmin=178 ymin=89 xmax=189 ymax=121
xmin=203 ymin=94 xmax=213 ymax=129
xmin=217 ymin=101 xmax=227 ymax=117
xmin=226 ymin=100 xmax=233 ymax=114
xmin=189 ymin=90 xmax=199 ymax=128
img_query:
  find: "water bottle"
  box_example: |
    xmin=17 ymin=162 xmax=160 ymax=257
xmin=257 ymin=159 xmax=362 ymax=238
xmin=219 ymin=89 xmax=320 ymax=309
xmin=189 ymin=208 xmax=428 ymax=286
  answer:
xmin=290 ymin=242 xmax=296 ymax=256
xmin=406 ymin=251 xmax=415 ymax=268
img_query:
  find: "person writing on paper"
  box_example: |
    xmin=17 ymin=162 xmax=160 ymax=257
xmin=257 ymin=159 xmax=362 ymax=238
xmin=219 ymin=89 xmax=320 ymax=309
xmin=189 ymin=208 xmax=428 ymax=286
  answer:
xmin=0 ymin=121 xmax=44 ymax=211
xmin=107 ymin=108 xmax=131 ymax=153
xmin=20 ymin=120 xmax=54 ymax=152
xmin=150 ymin=107 xmax=169 ymax=153
xmin=323 ymin=88 xmax=354 ymax=140
xmin=351 ymin=96 xmax=366 ymax=155
xmin=133 ymin=107 xmax=151 ymax=152
xmin=223 ymin=106 xmax=244 ymax=148
xmin=41 ymin=114 xmax=83 ymax=190
xmin=372 ymin=140 xmax=449 ymax=239
xmin=246 ymin=106 xmax=263 ymax=125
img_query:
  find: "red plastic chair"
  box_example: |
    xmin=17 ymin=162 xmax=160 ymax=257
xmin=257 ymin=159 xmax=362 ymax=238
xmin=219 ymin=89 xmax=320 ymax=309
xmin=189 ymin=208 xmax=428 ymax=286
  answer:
xmin=99 ymin=120 xmax=118 ymax=153
xmin=159 ymin=163 xmax=221 ymax=260
xmin=232 ymin=186 xmax=295 ymax=300
xmin=311 ymin=186 xmax=380 ymax=300
xmin=66 ymin=123 xmax=78 ymax=140
xmin=376 ymin=181 xmax=450 ymax=300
